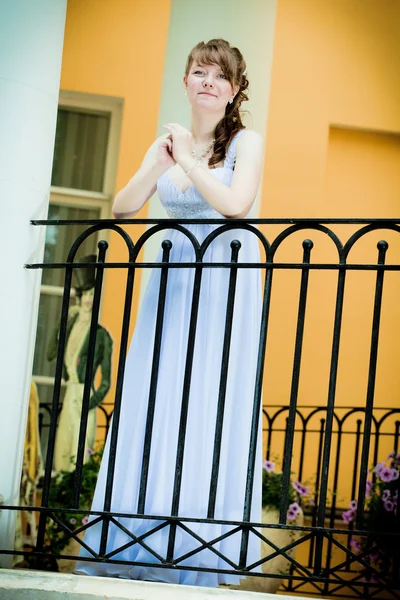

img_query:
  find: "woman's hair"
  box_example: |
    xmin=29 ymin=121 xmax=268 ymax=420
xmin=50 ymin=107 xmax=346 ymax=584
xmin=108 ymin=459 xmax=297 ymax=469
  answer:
xmin=184 ymin=38 xmax=249 ymax=168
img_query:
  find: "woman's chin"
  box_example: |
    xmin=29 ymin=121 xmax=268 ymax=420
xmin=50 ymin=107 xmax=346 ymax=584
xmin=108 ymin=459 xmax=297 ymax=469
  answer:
xmin=193 ymin=98 xmax=220 ymax=112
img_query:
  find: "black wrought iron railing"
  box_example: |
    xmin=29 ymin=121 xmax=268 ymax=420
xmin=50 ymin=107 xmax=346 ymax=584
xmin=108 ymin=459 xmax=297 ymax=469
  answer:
xmin=38 ymin=403 xmax=400 ymax=516
xmin=2 ymin=218 xmax=400 ymax=599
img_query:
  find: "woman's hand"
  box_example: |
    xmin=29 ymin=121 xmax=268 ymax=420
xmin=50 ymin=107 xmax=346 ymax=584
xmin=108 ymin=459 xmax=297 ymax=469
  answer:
xmin=163 ymin=123 xmax=193 ymax=165
xmin=156 ymin=134 xmax=176 ymax=169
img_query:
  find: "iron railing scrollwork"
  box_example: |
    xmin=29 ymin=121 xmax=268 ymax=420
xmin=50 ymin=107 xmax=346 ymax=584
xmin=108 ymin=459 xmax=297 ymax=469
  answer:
xmin=2 ymin=218 xmax=400 ymax=599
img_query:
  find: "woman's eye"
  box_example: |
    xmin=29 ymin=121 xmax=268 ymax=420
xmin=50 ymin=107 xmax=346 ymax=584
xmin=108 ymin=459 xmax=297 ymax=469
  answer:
xmin=192 ymin=69 xmax=226 ymax=78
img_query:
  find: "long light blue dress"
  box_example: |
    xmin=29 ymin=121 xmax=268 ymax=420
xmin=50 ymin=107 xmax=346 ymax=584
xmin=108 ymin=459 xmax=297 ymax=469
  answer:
xmin=74 ymin=129 xmax=262 ymax=587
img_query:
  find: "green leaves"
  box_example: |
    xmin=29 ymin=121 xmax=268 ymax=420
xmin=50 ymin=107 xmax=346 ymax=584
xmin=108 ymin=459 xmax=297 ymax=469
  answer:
xmin=44 ymin=445 xmax=104 ymax=557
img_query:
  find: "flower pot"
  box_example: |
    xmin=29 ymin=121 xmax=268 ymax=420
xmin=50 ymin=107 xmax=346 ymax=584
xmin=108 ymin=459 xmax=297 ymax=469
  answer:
xmin=226 ymin=506 xmax=304 ymax=594
xmin=57 ymin=531 xmax=85 ymax=573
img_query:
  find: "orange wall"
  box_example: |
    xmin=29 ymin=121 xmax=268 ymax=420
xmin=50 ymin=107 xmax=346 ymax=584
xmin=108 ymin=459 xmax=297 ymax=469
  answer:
xmin=60 ymin=0 xmax=171 ymax=418
xmin=260 ymin=0 xmax=400 ymax=493
xmin=262 ymin=0 xmax=400 ymax=218
xmin=59 ymin=0 xmax=400 ymax=476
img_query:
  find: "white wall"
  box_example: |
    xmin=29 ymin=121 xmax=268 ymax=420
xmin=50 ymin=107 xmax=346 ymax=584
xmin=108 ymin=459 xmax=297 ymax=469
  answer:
xmin=0 ymin=0 xmax=67 ymax=565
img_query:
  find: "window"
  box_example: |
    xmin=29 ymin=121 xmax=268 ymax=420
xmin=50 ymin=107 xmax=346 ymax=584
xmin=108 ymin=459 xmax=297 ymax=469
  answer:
xmin=51 ymin=108 xmax=110 ymax=192
xmin=33 ymin=92 xmax=122 ymax=458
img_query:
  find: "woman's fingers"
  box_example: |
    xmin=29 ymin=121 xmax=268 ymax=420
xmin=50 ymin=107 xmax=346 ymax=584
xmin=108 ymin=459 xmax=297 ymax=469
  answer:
xmin=164 ymin=123 xmax=183 ymax=133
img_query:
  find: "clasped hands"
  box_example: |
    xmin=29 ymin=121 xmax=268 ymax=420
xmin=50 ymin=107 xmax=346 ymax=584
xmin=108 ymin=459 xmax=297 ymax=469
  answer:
xmin=163 ymin=123 xmax=196 ymax=172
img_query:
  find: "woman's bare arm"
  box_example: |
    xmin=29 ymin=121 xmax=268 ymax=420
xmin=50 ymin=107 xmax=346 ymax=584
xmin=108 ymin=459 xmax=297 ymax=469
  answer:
xmin=175 ymin=130 xmax=264 ymax=218
xmin=112 ymin=134 xmax=172 ymax=219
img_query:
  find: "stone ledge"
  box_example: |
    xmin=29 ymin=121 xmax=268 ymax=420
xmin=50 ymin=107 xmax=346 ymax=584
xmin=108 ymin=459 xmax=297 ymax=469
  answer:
xmin=0 ymin=569 xmax=323 ymax=600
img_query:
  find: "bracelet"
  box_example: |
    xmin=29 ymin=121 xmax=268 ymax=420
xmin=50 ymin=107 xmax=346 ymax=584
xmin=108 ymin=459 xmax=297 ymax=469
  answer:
xmin=185 ymin=160 xmax=202 ymax=176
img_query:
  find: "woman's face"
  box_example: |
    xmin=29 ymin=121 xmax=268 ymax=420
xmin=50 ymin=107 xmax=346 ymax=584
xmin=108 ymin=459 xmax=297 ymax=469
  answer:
xmin=184 ymin=61 xmax=239 ymax=112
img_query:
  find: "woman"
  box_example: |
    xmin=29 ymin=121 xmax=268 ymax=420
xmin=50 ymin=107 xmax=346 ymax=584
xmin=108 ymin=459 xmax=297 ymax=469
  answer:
xmin=75 ymin=38 xmax=264 ymax=587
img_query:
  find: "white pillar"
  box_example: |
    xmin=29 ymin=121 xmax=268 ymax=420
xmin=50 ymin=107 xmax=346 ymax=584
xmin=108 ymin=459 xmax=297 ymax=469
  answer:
xmin=0 ymin=0 xmax=67 ymax=566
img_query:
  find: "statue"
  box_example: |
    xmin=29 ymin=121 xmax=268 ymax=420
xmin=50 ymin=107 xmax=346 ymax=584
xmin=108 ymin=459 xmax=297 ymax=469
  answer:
xmin=47 ymin=255 xmax=113 ymax=472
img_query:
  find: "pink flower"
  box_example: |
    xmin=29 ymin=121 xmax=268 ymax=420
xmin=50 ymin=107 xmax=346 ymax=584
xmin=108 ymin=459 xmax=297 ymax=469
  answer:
xmin=384 ymin=500 xmax=394 ymax=512
xmin=292 ymin=480 xmax=310 ymax=497
xmin=292 ymin=480 xmax=303 ymax=494
xmin=262 ymin=460 xmax=275 ymax=473
xmin=81 ymin=516 xmax=89 ymax=525
xmin=69 ymin=517 xmax=76 ymax=525
xmin=386 ymin=451 xmax=395 ymax=461
xmin=379 ymin=467 xmax=394 ymax=483
xmin=365 ymin=480 xmax=373 ymax=497
xmin=287 ymin=508 xmax=298 ymax=521
xmin=350 ymin=537 xmax=361 ymax=552
xmin=373 ymin=462 xmax=385 ymax=476
xmin=391 ymin=468 xmax=399 ymax=481
xmin=342 ymin=509 xmax=355 ymax=524
xmin=289 ymin=502 xmax=301 ymax=516
xmin=382 ymin=489 xmax=391 ymax=501
xmin=349 ymin=500 xmax=357 ymax=510
xmin=87 ymin=448 xmax=94 ymax=456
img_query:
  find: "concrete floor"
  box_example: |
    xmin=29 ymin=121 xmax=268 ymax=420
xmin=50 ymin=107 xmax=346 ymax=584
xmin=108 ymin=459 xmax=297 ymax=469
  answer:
xmin=0 ymin=569 xmax=325 ymax=600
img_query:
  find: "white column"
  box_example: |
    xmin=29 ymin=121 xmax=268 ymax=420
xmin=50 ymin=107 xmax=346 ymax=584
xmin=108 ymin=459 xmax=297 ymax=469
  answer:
xmin=0 ymin=0 xmax=67 ymax=566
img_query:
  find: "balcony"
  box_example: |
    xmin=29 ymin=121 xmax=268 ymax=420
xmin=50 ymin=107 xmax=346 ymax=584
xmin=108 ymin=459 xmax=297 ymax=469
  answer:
xmin=1 ymin=217 xmax=400 ymax=599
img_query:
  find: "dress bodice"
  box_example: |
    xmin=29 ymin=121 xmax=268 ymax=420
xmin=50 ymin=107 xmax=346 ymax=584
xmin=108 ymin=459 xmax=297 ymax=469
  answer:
xmin=157 ymin=129 xmax=247 ymax=219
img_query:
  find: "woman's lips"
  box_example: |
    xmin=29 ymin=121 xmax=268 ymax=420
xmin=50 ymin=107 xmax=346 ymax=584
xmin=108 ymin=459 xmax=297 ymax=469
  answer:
xmin=198 ymin=92 xmax=216 ymax=97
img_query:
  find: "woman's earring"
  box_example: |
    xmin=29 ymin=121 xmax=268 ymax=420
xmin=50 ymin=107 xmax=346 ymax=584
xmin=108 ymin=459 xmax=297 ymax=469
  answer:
xmin=184 ymin=89 xmax=188 ymax=96
xmin=228 ymin=97 xmax=234 ymax=104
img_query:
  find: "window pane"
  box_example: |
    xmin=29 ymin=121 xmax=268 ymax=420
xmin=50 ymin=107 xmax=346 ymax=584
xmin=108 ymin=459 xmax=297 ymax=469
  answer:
xmin=34 ymin=203 xmax=102 ymax=379
xmin=51 ymin=107 xmax=110 ymax=192
xmin=42 ymin=204 xmax=101 ymax=287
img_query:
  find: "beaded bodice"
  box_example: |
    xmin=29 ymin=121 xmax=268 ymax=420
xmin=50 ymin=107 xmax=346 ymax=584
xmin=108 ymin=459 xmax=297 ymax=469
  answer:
xmin=157 ymin=129 xmax=246 ymax=219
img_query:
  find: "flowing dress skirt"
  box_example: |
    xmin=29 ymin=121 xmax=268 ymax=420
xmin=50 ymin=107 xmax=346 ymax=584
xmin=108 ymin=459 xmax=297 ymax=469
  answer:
xmin=75 ymin=224 xmax=263 ymax=587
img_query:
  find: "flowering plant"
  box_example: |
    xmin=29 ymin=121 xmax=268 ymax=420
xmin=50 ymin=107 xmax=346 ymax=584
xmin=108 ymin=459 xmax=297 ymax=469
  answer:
xmin=262 ymin=459 xmax=313 ymax=522
xmin=42 ymin=445 xmax=104 ymax=566
xmin=341 ymin=452 xmax=399 ymax=582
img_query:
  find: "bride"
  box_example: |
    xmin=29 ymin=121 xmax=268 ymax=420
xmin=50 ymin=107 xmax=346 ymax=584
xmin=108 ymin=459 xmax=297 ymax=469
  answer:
xmin=75 ymin=38 xmax=264 ymax=588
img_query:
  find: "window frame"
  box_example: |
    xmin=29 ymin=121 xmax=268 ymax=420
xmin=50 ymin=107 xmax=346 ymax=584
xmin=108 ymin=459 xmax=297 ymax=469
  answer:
xmin=32 ymin=91 xmax=123 ymax=389
xmin=51 ymin=90 xmax=123 ymax=201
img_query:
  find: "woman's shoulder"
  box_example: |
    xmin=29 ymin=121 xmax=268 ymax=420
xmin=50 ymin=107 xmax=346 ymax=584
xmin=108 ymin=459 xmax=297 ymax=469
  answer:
xmin=224 ymin=129 xmax=262 ymax=169
xmin=235 ymin=129 xmax=263 ymax=156
xmin=236 ymin=128 xmax=263 ymax=144
xmin=227 ymin=129 xmax=263 ymax=155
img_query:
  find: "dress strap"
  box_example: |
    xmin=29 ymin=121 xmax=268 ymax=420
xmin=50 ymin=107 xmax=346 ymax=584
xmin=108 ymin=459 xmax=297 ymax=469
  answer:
xmin=223 ymin=129 xmax=246 ymax=170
